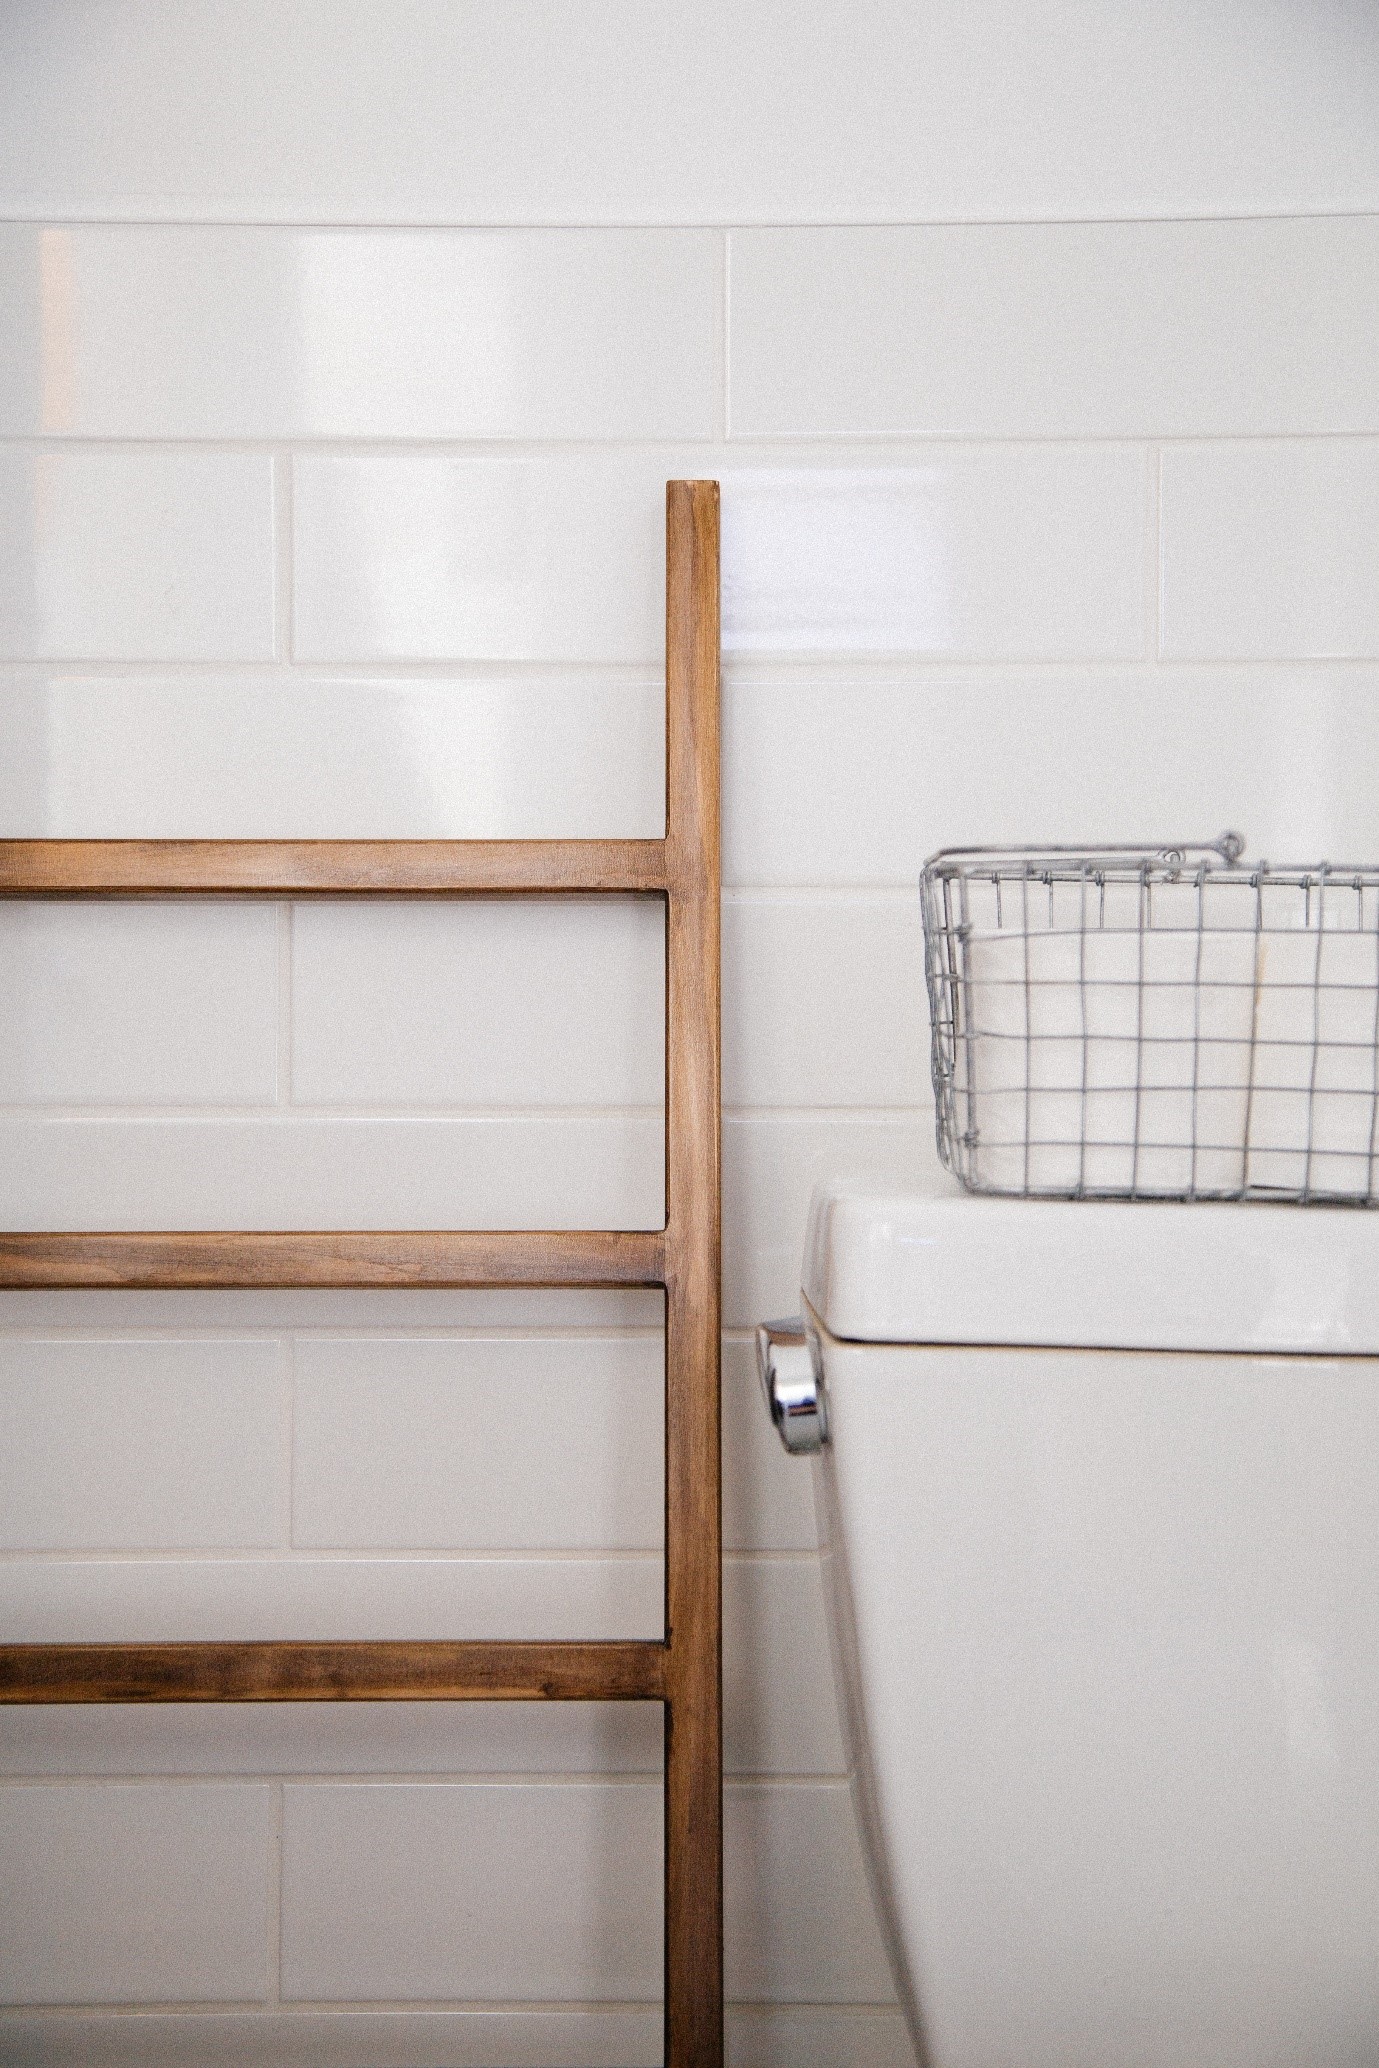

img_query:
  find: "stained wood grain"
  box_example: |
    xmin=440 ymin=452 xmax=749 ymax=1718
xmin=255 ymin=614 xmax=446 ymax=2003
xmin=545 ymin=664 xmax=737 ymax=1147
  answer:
xmin=0 ymin=838 xmax=667 ymax=898
xmin=0 ymin=1640 xmax=667 ymax=1704
xmin=663 ymin=478 xmax=724 ymax=2068
xmin=0 ymin=1227 xmax=666 ymax=1290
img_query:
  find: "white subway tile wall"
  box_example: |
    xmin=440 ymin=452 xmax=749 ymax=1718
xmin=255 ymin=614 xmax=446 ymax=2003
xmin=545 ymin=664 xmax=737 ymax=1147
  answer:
xmin=0 ymin=12 xmax=1374 ymax=2060
xmin=0 ymin=449 xmax=276 ymax=660
xmin=0 ymin=227 xmax=722 ymax=442
xmin=0 ymin=1783 xmax=273 ymax=2003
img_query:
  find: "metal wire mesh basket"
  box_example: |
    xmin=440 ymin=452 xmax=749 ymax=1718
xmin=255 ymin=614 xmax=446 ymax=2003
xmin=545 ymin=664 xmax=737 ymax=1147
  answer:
xmin=922 ymin=834 xmax=1379 ymax=1204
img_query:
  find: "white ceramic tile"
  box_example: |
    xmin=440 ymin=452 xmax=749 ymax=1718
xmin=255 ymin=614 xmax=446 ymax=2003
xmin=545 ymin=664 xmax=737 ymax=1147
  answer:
xmin=0 ymin=1338 xmax=283 ymax=1549
xmin=0 ymin=1701 xmax=663 ymax=1780
xmin=1 ymin=0 xmax=1376 ymax=223
xmin=0 ymin=903 xmax=279 ymax=1104
xmin=280 ymin=1778 xmax=891 ymax=2005
xmin=724 ymin=895 xmax=925 ymax=1107
xmin=281 ymin=1781 xmax=663 ymax=2001
xmin=0 ymin=1782 xmax=271 ymax=2003
xmin=0 ymin=673 xmax=665 ymax=840
xmin=723 ymin=1559 xmax=845 ymax=1776
xmin=1160 ymin=442 xmax=1379 ymax=659
xmin=0 ymin=2010 xmax=665 ymax=2068
xmin=5 ymin=662 xmax=1364 ymax=878
xmin=0 ymin=1114 xmax=662 ymax=1230
xmin=725 ymin=1781 xmax=895 ymax=2002
xmin=292 ymin=454 xmax=678 ymax=664
xmin=0 ymin=1556 xmax=661 ymax=1642
xmin=290 ymin=900 xmax=663 ymax=1109
xmin=720 ymin=459 xmax=1146 ymax=659
xmin=0 ymin=451 xmax=275 ymax=661
xmin=0 ymin=1287 xmax=661 ymax=1331
xmin=722 ymin=1337 xmax=819 ymax=1554
xmin=728 ymin=2007 xmax=915 ymax=2068
xmin=294 ymin=452 xmax=1143 ymax=664
xmin=723 ymin=1115 xmax=938 ymax=1328
xmin=291 ymin=1335 xmax=663 ymax=1550
xmin=0 ymin=2006 xmax=915 ymax=2068
xmin=722 ymin=666 xmax=1379 ymax=887
xmin=0 ymin=225 xmax=719 ymax=439
xmin=730 ymin=219 xmax=1379 ymax=439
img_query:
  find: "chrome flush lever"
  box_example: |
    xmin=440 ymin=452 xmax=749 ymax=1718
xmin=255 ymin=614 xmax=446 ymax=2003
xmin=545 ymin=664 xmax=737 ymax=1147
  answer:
xmin=756 ymin=1316 xmax=827 ymax=1454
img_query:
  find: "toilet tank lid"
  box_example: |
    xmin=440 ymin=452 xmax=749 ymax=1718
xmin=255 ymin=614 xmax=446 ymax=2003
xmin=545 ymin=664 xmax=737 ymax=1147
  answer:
xmin=802 ymin=1179 xmax=1379 ymax=1355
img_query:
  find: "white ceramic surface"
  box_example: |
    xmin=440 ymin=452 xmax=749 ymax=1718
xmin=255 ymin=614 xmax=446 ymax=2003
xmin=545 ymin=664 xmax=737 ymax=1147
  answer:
xmin=0 ymin=1553 xmax=662 ymax=1642
xmin=805 ymin=1180 xmax=1379 ymax=1354
xmin=1161 ymin=442 xmax=1379 ymax=660
xmin=282 ymin=1781 xmax=663 ymax=2002
xmin=2 ymin=0 xmax=1376 ymax=224
xmin=0 ymin=225 xmax=719 ymax=440
xmin=278 ymin=1777 xmax=891 ymax=2006
xmin=0 ymin=903 xmax=280 ymax=1103
xmin=815 ymin=1327 xmax=1379 ymax=2066
xmin=730 ymin=219 xmax=1379 ymax=442
xmin=0 ymin=1338 xmax=283 ymax=1549
xmin=0 ymin=450 xmax=275 ymax=661
xmin=0 ymin=1113 xmax=663 ymax=1232
xmin=292 ymin=451 xmax=1144 ymax=665
xmin=724 ymin=894 xmax=926 ymax=1108
xmin=0 ymin=673 xmax=666 ymax=841
xmin=720 ymin=666 xmax=1379 ymax=889
xmin=720 ymin=458 xmax=1145 ymax=659
xmin=0 ymin=2007 xmax=916 ymax=2068
xmin=291 ymin=898 xmax=663 ymax=1108
xmin=0 ymin=1784 xmax=271 ymax=2003
xmin=9 ymin=664 xmax=1379 ymax=863
xmin=724 ymin=1114 xmax=940 ymax=1328
xmin=290 ymin=1335 xmax=665 ymax=1550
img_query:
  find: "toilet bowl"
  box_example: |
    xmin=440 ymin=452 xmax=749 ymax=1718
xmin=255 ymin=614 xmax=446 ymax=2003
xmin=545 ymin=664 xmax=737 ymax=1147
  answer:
xmin=759 ymin=1180 xmax=1379 ymax=2068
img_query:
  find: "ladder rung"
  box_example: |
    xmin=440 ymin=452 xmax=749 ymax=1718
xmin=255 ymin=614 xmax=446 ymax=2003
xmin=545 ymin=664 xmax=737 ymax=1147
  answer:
xmin=0 ymin=1639 xmax=668 ymax=1704
xmin=0 ymin=838 xmax=669 ymax=898
xmin=0 ymin=1228 xmax=667 ymax=1290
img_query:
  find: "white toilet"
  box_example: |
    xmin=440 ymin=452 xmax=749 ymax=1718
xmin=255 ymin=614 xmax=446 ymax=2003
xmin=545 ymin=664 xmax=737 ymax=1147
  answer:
xmin=759 ymin=1179 xmax=1379 ymax=2068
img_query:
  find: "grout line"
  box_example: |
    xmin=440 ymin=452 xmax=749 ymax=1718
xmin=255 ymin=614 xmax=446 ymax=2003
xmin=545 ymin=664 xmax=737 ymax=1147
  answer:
xmin=0 ymin=1544 xmax=809 ymax=1564
xmin=0 ymin=1099 xmax=922 ymax=1117
xmin=0 ymin=208 xmax=1375 ymax=229
xmin=0 ymin=1994 xmax=902 ymax=2017
xmin=0 ymin=1543 xmax=668 ymax=1560
xmin=0 ymin=1331 xmax=665 ymax=1348
xmin=0 ymin=1100 xmax=669 ymax=1119
xmin=0 ymin=1771 xmax=844 ymax=1794
xmin=1 ymin=430 xmax=1375 ymax=456
xmin=0 ymin=657 xmax=661 ymax=680
xmin=1 ymin=653 xmax=1376 ymax=679
xmin=0 ymin=1544 xmax=823 ymax=1564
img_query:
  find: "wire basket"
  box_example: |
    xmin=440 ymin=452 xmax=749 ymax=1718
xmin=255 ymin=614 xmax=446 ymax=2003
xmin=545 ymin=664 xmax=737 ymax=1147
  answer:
xmin=921 ymin=834 xmax=1379 ymax=1204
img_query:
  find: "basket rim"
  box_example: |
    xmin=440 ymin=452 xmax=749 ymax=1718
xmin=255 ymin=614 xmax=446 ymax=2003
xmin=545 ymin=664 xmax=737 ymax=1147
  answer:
xmin=921 ymin=835 xmax=1379 ymax=889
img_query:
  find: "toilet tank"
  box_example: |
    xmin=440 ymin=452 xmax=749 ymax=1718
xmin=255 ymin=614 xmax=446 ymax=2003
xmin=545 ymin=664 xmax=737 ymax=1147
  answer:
xmin=795 ymin=1182 xmax=1379 ymax=2068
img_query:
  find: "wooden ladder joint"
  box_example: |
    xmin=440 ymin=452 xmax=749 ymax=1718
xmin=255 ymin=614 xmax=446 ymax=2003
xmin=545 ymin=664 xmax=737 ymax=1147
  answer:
xmin=0 ymin=1639 xmax=669 ymax=1705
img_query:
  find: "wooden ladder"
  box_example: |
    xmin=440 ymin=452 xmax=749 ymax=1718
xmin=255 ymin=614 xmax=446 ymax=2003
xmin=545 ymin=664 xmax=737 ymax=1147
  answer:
xmin=0 ymin=479 xmax=724 ymax=2067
